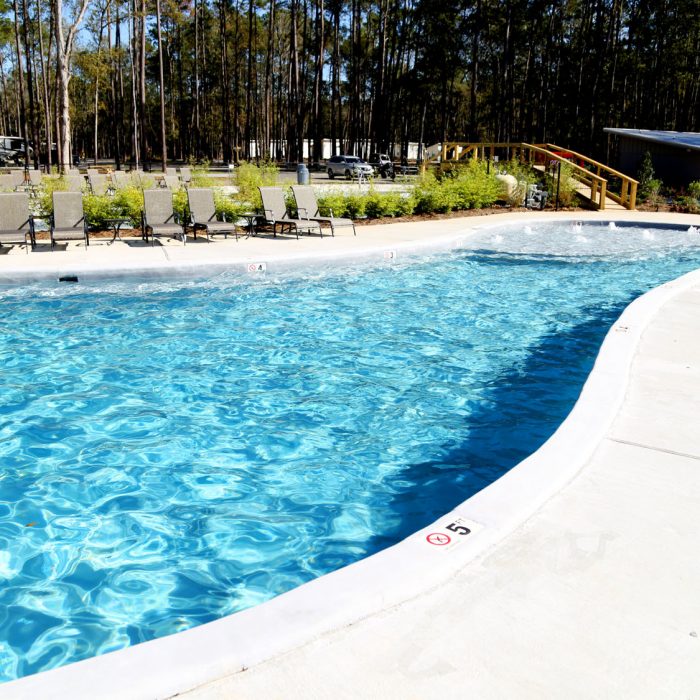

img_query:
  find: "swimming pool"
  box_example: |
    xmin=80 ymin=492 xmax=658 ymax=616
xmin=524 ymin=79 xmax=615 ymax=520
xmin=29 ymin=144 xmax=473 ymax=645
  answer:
xmin=1 ymin=221 xmax=699 ymax=681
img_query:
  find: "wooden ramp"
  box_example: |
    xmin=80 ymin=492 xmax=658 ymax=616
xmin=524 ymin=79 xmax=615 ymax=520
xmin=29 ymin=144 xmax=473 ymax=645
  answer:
xmin=434 ymin=142 xmax=639 ymax=211
xmin=574 ymin=181 xmax=627 ymax=211
xmin=533 ymin=163 xmax=627 ymax=210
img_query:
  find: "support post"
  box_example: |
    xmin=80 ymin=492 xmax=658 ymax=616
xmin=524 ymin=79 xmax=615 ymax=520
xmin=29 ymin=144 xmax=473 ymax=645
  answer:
xmin=555 ymin=161 xmax=561 ymax=211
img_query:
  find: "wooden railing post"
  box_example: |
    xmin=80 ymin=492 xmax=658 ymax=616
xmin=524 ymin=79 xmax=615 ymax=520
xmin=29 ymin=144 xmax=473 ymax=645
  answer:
xmin=441 ymin=143 xmax=447 ymax=163
xmin=628 ymin=182 xmax=637 ymax=210
xmin=598 ymin=180 xmax=607 ymax=210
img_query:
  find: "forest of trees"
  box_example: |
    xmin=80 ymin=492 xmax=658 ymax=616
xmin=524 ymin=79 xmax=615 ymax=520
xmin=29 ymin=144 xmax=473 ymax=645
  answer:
xmin=0 ymin=0 xmax=698 ymax=171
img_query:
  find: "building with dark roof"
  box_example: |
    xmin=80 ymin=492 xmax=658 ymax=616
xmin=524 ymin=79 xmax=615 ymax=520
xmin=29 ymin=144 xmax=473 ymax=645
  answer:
xmin=604 ymin=128 xmax=700 ymax=187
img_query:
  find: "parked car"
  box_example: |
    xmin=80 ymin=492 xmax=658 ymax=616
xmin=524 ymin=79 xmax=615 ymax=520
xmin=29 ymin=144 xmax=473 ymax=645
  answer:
xmin=326 ymin=155 xmax=374 ymax=180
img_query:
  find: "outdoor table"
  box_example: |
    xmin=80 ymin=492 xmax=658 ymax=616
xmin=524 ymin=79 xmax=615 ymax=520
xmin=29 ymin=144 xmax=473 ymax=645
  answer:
xmin=237 ymin=212 xmax=262 ymax=238
xmin=104 ymin=218 xmax=134 ymax=243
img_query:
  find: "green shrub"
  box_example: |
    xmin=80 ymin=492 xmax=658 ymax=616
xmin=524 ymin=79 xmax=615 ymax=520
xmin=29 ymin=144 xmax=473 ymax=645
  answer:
xmin=645 ymin=178 xmax=664 ymax=210
xmin=191 ymin=160 xmax=215 ymax=187
xmin=317 ymin=192 xmax=348 ymax=218
xmin=546 ymin=162 xmax=578 ymax=207
xmin=234 ymin=161 xmax=279 ymax=209
xmin=688 ymin=180 xmax=700 ymax=201
xmin=364 ymin=190 xmax=390 ymax=218
xmin=362 ymin=191 xmax=416 ymax=218
xmin=414 ymin=171 xmax=458 ymax=213
xmin=84 ymin=186 xmax=146 ymax=228
xmin=83 ymin=193 xmax=122 ymax=228
xmin=673 ymin=195 xmax=700 ymax=214
xmin=637 ymin=151 xmax=655 ymax=198
xmin=447 ymin=161 xmax=502 ymax=209
xmin=112 ymin=185 xmax=145 ymax=224
xmin=36 ymin=176 xmax=73 ymax=215
xmin=214 ymin=191 xmax=246 ymax=220
xmin=343 ymin=193 xmax=366 ymax=219
xmin=173 ymin=188 xmax=188 ymax=221
xmin=395 ymin=193 xmax=416 ymax=216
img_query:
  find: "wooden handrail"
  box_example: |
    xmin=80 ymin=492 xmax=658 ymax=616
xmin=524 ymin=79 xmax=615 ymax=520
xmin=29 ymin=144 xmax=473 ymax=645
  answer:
xmin=427 ymin=141 xmax=638 ymax=210
xmin=521 ymin=143 xmax=606 ymax=184
xmin=544 ymin=144 xmax=638 ymax=183
xmin=520 ymin=143 xmax=609 ymax=210
xmin=544 ymin=143 xmax=638 ymax=210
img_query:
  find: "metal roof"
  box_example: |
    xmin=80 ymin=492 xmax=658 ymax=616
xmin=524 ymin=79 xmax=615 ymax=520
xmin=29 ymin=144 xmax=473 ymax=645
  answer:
xmin=604 ymin=128 xmax=700 ymax=152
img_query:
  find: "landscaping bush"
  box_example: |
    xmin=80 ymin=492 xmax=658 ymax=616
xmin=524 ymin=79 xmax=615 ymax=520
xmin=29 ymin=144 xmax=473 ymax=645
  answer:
xmin=644 ymin=178 xmax=664 ymax=210
xmin=672 ymin=195 xmax=700 ymax=214
xmin=686 ymin=181 xmax=700 ymax=212
xmin=82 ymin=193 xmax=124 ymax=229
xmin=172 ymin=188 xmax=188 ymax=221
xmin=316 ymin=191 xmax=348 ymax=218
xmin=394 ymin=193 xmax=416 ymax=216
xmin=545 ymin=162 xmax=578 ymax=207
xmin=447 ymin=162 xmax=502 ymax=209
xmin=234 ymin=161 xmax=279 ymax=209
xmin=414 ymin=171 xmax=458 ymax=213
xmin=343 ymin=193 xmax=366 ymax=219
xmin=36 ymin=176 xmax=73 ymax=215
xmin=83 ymin=185 xmax=147 ymax=228
xmin=214 ymin=191 xmax=247 ymax=220
xmin=112 ymin=185 xmax=146 ymax=224
xmin=637 ymin=151 xmax=655 ymax=198
xmin=190 ymin=160 xmax=215 ymax=188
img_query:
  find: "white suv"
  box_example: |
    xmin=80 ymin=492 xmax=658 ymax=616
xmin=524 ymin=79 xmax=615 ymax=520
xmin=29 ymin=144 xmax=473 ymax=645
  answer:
xmin=326 ymin=155 xmax=374 ymax=180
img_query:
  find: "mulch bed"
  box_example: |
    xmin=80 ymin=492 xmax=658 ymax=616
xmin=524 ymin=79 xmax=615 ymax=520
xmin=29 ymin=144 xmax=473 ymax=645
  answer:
xmin=354 ymin=205 xmax=588 ymax=226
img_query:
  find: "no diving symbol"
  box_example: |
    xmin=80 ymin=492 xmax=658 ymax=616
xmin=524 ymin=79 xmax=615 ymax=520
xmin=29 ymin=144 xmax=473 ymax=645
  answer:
xmin=426 ymin=532 xmax=451 ymax=546
xmin=247 ymin=262 xmax=267 ymax=273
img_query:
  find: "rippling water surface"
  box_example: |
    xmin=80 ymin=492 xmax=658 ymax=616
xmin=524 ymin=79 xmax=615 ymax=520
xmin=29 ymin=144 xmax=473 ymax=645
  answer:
xmin=1 ymin=221 xmax=699 ymax=681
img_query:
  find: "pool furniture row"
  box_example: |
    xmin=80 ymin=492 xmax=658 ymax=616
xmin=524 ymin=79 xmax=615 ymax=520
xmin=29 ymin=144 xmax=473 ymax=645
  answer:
xmin=0 ymin=167 xmax=193 ymax=196
xmin=0 ymin=186 xmax=355 ymax=251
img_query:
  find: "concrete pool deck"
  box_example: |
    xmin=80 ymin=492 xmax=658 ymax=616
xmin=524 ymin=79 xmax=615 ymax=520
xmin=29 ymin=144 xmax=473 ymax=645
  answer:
xmin=1 ymin=208 xmax=697 ymax=282
xmin=2 ymin=209 xmax=700 ymax=699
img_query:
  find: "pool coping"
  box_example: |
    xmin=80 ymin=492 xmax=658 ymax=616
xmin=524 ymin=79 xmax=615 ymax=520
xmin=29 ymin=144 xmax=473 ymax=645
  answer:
xmin=2 ymin=210 xmax=700 ymax=698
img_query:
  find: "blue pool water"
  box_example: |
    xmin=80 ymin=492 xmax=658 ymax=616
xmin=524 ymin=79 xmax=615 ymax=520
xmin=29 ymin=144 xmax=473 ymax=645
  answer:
xmin=1 ymin=221 xmax=699 ymax=681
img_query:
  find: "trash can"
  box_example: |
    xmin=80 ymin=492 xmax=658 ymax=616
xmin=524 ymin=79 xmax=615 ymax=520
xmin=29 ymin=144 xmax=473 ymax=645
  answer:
xmin=296 ymin=163 xmax=309 ymax=185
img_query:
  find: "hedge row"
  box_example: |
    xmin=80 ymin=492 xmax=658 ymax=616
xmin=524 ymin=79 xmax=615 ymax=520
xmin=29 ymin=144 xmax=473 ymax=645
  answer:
xmin=30 ymin=161 xmax=513 ymax=229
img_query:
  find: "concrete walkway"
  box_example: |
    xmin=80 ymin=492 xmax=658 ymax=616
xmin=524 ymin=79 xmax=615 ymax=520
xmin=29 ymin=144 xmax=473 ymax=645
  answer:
xmin=2 ymin=209 xmax=700 ymax=699
xmin=182 ymin=270 xmax=700 ymax=699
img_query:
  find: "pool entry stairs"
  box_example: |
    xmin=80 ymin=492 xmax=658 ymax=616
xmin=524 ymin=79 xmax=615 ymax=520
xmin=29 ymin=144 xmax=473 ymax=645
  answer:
xmin=429 ymin=142 xmax=638 ymax=211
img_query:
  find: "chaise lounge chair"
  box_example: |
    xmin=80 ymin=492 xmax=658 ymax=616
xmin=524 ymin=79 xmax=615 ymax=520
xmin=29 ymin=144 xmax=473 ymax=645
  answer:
xmin=63 ymin=175 xmax=86 ymax=192
xmin=258 ymin=186 xmax=322 ymax=239
xmin=0 ymin=173 xmax=18 ymax=191
xmin=0 ymin=192 xmax=35 ymax=251
xmin=111 ymin=171 xmax=130 ymax=189
xmin=88 ymin=172 xmax=110 ymax=195
xmin=187 ymin=188 xmax=238 ymax=240
xmin=50 ymin=191 xmax=89 ymax=250
xmin=142 ymin=189 xmax=186 ymax=245
xmin=161 ymin=175 xmax=182 ymax=191
xmin=291 ymin=185 xmax=356 ymax=237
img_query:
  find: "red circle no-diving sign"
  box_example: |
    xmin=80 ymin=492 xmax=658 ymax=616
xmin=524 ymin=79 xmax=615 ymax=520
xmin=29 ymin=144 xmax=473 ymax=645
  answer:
xmin=426 ymin=532 xmax=451 ymax=546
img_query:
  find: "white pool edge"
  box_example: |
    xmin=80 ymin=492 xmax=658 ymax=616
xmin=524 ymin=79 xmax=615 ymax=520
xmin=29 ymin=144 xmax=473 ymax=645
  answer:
xmin=3 ymin=214 xmax=700 ymax=699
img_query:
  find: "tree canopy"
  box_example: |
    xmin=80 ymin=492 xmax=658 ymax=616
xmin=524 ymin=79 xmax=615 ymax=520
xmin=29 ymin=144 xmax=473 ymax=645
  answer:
xmin=1 ymin=0 xmax=698 ymax=168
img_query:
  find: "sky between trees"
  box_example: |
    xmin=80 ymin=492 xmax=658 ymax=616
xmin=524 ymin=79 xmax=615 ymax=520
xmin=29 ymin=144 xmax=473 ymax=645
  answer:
xmin=0 ymin=0 xmax=698 ymax=169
